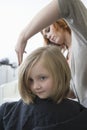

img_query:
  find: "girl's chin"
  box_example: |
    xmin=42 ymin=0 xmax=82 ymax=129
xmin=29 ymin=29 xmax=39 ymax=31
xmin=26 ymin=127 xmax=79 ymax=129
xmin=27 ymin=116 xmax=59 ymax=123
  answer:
xmin=37 ymin=94 xmax=47 ymax=99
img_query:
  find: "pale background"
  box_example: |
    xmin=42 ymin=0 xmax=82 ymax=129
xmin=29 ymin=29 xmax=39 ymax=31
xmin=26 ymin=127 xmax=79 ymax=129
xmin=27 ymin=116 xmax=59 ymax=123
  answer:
xmin=0 ymin=0 xmax=86 ymax=63
xmin=0 ymin=0 xmax=52 ymax=63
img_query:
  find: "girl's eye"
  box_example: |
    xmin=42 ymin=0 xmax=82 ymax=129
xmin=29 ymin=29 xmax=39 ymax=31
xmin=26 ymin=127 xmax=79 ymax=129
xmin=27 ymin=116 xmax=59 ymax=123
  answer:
xmin=40 ymin=76 xmax=46 ymax=81
xmin=29 ymin=78 xmax=33 ymax=83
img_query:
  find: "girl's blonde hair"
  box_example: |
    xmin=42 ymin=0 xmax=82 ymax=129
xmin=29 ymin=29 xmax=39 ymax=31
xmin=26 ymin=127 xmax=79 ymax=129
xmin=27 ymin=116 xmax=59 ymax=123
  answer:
xmin=18 ymin=45 xmax=71 ymax=104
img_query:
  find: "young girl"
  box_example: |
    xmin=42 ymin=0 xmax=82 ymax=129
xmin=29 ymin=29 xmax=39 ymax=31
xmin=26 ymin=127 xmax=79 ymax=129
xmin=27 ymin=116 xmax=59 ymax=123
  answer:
xmin=0 ymin=45 xmax=87 ymax=130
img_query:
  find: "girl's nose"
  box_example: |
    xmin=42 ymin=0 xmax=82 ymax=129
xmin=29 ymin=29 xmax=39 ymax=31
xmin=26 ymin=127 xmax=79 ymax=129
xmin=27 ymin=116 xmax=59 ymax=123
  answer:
xmin=33 ymin=83 xmax=41 ymax=90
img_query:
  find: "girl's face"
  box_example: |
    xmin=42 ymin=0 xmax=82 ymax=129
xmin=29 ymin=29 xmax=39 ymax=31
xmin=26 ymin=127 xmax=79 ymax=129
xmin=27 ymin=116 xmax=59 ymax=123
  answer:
xmin=29 ymin=60 xmax=55 ymax=99
xmin=42 ymin=24 xmax=65 ymax=48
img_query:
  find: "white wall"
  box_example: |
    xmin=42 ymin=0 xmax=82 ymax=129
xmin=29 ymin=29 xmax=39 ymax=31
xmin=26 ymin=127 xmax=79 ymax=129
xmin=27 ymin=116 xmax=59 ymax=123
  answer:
xmin=0 ymin=65 xmax=18 ymax=85
xmin=0 ymin=0 xmax=51 ymax=63
xmin=82 ymin=0 xmax=87 ymax=7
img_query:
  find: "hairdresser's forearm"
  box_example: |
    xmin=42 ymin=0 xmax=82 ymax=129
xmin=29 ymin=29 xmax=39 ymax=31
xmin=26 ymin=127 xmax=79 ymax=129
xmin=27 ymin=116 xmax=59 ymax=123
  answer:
xmin=22 ymin=0 xmax=59 ymax=41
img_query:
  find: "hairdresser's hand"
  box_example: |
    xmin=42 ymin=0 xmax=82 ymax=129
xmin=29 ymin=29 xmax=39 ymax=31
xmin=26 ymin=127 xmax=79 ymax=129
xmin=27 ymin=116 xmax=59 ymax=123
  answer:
xmin=15 ymin=33 xmax=27 ymax=65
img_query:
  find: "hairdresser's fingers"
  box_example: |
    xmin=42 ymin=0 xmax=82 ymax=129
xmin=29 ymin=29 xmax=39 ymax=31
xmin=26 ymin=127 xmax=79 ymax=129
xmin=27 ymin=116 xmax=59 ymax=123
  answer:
xmin=15 ymin=41 xmax=27 ymax=65
xmin=17 ymin=50 xmax=27 ymax=65
xmin=15 ymin=49 xmax=22 ymax=65
xmin=18 ymin=52 xmax=23 ymax=65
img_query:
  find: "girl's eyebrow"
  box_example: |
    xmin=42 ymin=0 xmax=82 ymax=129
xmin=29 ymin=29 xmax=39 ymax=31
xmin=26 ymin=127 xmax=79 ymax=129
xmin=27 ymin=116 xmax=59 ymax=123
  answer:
xmin=29 ymin=74 xmax=46 ymax=79
xmin=36 ymin=74 xmax=46 ymax=77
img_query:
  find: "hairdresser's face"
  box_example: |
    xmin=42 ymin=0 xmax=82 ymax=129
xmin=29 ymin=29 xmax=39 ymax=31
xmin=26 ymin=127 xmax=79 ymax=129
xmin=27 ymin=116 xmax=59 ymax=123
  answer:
xmin=29 ymin=60 xmax=55 ymax=99
xmin=42 ymin=24 xmax=65 ymax=48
